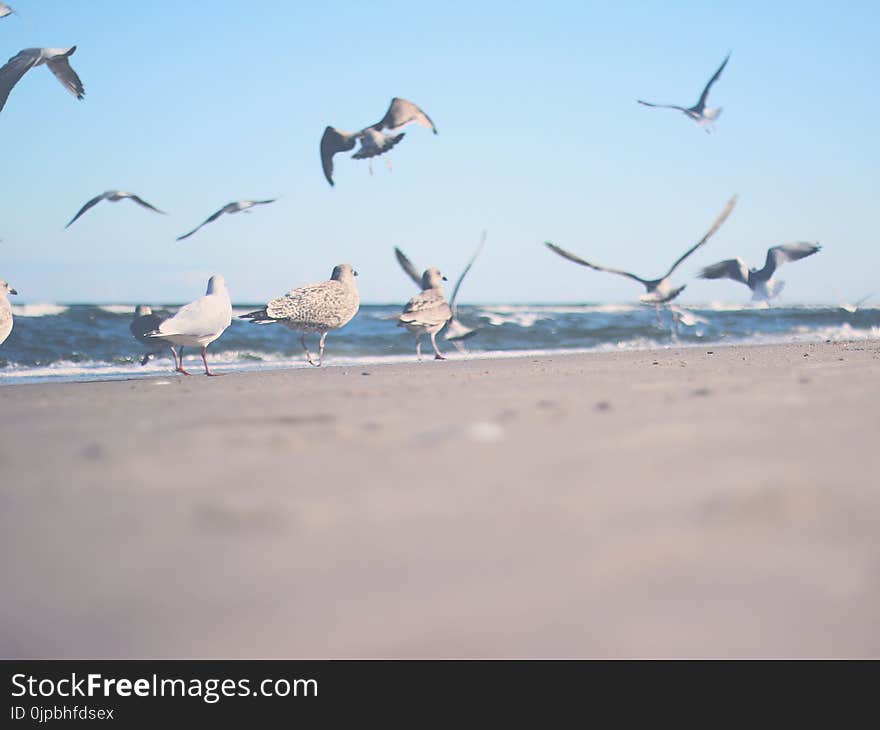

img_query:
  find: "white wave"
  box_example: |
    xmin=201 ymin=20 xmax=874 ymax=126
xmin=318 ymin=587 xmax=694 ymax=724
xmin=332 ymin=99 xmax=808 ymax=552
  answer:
xmin=10 ymin=303 xmax=69 ymax=317
xmin=97 ymin=305 xmax=138 ymax=315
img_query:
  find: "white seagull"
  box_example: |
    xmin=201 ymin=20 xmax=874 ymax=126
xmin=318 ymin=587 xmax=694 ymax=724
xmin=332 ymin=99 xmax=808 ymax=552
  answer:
xmin=394 ymin=231 xmax=486 ymax=348
xmin=698 ymin=243 xmax=822 ymax=302
xmin=638 ymin=52 xmax=730 ymax=132
xmin=66 ymin=190 xmax=166 ymax=229
xmin=0 ymin=279 xmax=18 ymax=348
xmin=398 ymin=268 xmax=452 ymax=361
xmin=240 ymin=264 xmax=360 ymax=367
xmin=144 ymin=275 xmax=232 ymax=376
xmin=545 ymin=195 xmax=738 ymax=311
xmin=0 ymin=47 xmax=84 ymax=115
xmin=0 ymin=3 xmax=17 ymax=19
xmin=176 ymin=199 xmax=276 ymax=241
xmin=320 ymin=97 xmax=437 ymax=186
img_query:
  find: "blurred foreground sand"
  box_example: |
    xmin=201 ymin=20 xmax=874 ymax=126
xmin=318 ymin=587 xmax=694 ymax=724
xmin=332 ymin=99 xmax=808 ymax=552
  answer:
xmin=1 ymin=340 xmax=879 ymax=657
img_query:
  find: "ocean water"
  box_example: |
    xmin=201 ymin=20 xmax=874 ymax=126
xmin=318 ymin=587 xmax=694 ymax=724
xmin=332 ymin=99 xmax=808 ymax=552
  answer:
xmin=1 ymin=302 xmax=878 ymax=384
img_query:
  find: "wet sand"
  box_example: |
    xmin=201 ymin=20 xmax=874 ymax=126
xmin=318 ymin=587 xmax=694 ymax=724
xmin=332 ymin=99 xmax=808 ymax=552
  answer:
xmin=1 ymin=340 xmax=879 ymax=658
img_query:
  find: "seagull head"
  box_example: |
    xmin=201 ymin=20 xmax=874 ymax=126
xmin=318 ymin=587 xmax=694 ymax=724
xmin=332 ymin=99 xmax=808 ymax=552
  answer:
xmin=0 ymin=280 xmax=16 ymax=296
xmin=205 ymin=274 xmax=228 ymax=295
xmin=421 ymin=268 xmax=446 ymax=289
xmin=331 ymin=264 xmax=357 ymax=283
xmin=134 ymin=305 xmax=153 ymax=317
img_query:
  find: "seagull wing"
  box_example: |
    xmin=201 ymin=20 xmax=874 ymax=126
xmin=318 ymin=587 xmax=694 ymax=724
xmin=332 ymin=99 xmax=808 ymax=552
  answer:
xmin=760 ymin=242 xmax=821 ymax=278
xmin=662 ymin=195 xmax=738 ymax=278
xmin=698 ymin=257 xmax=750 ymax=284
xmin=375 ymin=97 xmax=438 ymax=134
xmin=251 ymin=199 xmax=277 ymax=206
xmin=65 ymin=193 xmax=107 ymax=228
xmin=127 ymin=194 xmax=167 ymax=215
xmin=695 ymin=52 xmax=730 ymax=111
xmin=0 ymin=48 xmax=40 ymax=113
xmin=320 ymin=126 xmax=357 ymax=186
xmin=46 ymin=48 xmax=85 ymax=100
xmin=394 ymin=247 xmax=424 ymax=289
xmin=637 ymin=100 xmax=687 ymax=112
xmin=450 ymin=231 xmax=487 ymax=314
xmin=545 ymin=242 xmax=648 ymax=285
xmin=176 ymin=207 xmax=228 ymax=241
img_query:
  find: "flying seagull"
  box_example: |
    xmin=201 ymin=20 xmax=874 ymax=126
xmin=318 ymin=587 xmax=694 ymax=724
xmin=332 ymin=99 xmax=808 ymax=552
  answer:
xmin=320 ymin=97 xmax=437 ymax=186
xmin=0 ymin=47 xmax=84 ymax=115
xmin=240 ymin=264 xmax=360 ymax=367
xmin=545 ymin=195 xmax=738 ymax=311
xmin=638 ymin=52 xmax=730 ymax=132
xmin=66 ymin=190 xmax=166 ymax=229
xmin=144 ymin=275 xmax=232 ymax=375
xmin=0 ymin=279 xmax=18 ymax=348
xmin=394 ymin=231 xmax=486 ymax=348
xmin=698 ymin=242 xmax=821 ymax=302
xmin=0 ymin=3 xmax=17 ymax=19
xmin=176 ymin=199 xmax=276 ymax=241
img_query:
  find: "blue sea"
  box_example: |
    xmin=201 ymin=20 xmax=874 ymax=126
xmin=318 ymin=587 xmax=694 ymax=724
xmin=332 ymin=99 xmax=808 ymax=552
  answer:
xmin=1 ymin=301 xmax=878 ymax=384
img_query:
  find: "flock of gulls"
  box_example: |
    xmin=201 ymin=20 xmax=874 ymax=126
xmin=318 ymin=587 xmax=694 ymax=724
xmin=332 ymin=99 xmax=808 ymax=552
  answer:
xmin=0 ymin=29 xmax=829 ymax=372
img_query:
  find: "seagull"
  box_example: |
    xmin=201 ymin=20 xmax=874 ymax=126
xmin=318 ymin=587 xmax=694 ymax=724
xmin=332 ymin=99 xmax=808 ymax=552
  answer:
xmin=394 ymin=232 xmax=486 ymax=349
xmin=0 ymin=3 xmax=17 ymax=19
xmin=66 ymin=190 xmax=166 ymax=229
xmin=176 ymin=199 xmax=276 ymax=241
xmin=638 ymin=52 xmax=730 ymax=132
xmin=698 ymin=242 xmax=821 ymax=302
xmin=545 ymin=195 xmax=738 ymax=316
xmin=399 ymin=268 xmax=452 ymax=361
xmin=130 ymin=305 xmax=174 ymax=365
xmin=320 ymin=97 xmax=438 ymax=186
xmin=144 ymin=275 xmax=232 ymax=376
xmin=839 ymin=293 xmax=873 ymax=314
xmin=0 ymin=47 xmax=84 ymax=115
xmin=0 ymin=279 xmax=18 ymax=348
xmin=239 ymin=264 xmax=360 ymax=367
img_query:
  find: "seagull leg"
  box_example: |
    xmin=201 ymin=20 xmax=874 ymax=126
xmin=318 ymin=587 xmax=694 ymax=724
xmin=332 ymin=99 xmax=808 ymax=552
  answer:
xmin=301 ymin=333 xmax=316 ymax=366
xmin=169 ymin=347 xmax=179 ymax=371
xmin=431 ymin=332 xmax=446 ymax=360
xmin=416 ymin=338 xmax=422 ymax=362
xmin=655 ymin=304 xmax=662 ymax=326
xmin=318 ymin=332 xmax=327 ymax=367
xmin=369 ymin=159 xmax=374 ymax=176
xmin=386 ymin=157 xmax=393 ymax=174
xmin=202 ymin=346 xmax=222 ymax=376
xmin=175 ymin=346 xmax=192 ymax=376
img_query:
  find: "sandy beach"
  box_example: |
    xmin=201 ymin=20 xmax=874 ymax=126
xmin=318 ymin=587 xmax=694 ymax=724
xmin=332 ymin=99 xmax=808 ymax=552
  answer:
xmin=1 ymin=340 xmax=878 ymax=658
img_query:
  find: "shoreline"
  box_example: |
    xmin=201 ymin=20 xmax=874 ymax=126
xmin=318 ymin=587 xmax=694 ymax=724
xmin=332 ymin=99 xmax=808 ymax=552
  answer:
xmin=2 ymin=340 xmax=879 ymax=657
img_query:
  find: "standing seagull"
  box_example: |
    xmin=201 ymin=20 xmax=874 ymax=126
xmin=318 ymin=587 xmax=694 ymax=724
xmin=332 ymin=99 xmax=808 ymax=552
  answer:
xmin=0 ymin=4 xmax=17 ymax=19
xmin=0 ymin=279 xmax=18 ymax=348
xmin=698 ymin=243 xmax=821 ymax=302
xmin=66 ymin=190 xmax=166 ymax=229
xmin=0 ymin=47 xmax=84 ymax=114
xmin=394 ymin=231 xmax=487 ymax=347
xmin=176 ymin=199 xmax=276 ymax=241
xmin=144 ymin=275 xmax=232 ymax=376
xmin=545 ymin=195 xmax=738 ymax=313
xmin=638 ymin=52 xmax=730 ymax=132
xmin=320 ymin=97 xmax=438 ymax=186
xmin=130 ymin=305 xmax=174 ymax=366
xmin=399 ymin=268 xmax=452 ymax=361
xmin=240 ymin=264 xmax=360 ymax=367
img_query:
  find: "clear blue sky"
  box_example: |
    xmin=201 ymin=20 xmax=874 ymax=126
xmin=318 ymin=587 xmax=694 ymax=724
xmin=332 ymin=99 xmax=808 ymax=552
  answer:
xmin=1 ymin=1 xmax=877 ymax=304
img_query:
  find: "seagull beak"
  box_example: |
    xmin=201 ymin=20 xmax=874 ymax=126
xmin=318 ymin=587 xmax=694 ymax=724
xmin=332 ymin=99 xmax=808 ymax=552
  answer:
xmin=9 ymin=288 xmax=17 ymax=295
xmin=442 ymin=276 xmax=448 ymax=281
xmin=353 ymin=270 xmax=359 ymax=277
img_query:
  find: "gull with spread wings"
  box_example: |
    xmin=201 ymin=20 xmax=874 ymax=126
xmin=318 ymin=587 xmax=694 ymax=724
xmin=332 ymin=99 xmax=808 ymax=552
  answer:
xmin=66 ymin=190 xmax=166 ymax=229
xmin=0 ymin=47 xmax=84 ymax=114
xmin=320 ymin=97 xmax=437 ymax=186
xmin=176 ymin=199 xmax=276 ymax=241
xmin=638 ymin=52 xmax=730 ymax=132
xmin=698 ymin=242 xmax=821 ymax=302
xmin=0 ymin=3 xmax=17 ymax=19
xmin=394 ymin=232 xmax=486 ymax=350
xmin=545 ymin=196 xmax=738 ymax=321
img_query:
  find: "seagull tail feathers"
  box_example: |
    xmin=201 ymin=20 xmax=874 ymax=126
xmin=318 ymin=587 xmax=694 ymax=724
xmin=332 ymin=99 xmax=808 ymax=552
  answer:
xmin=238 ymin=308 xmax=276 ymax=324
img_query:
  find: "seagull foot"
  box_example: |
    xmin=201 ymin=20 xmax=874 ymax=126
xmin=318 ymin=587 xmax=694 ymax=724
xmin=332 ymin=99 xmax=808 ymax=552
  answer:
xmin=434 ymin=354 xmax=446 ymax=360
xmin=175 ymin=367 xmax=192 ymax=376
